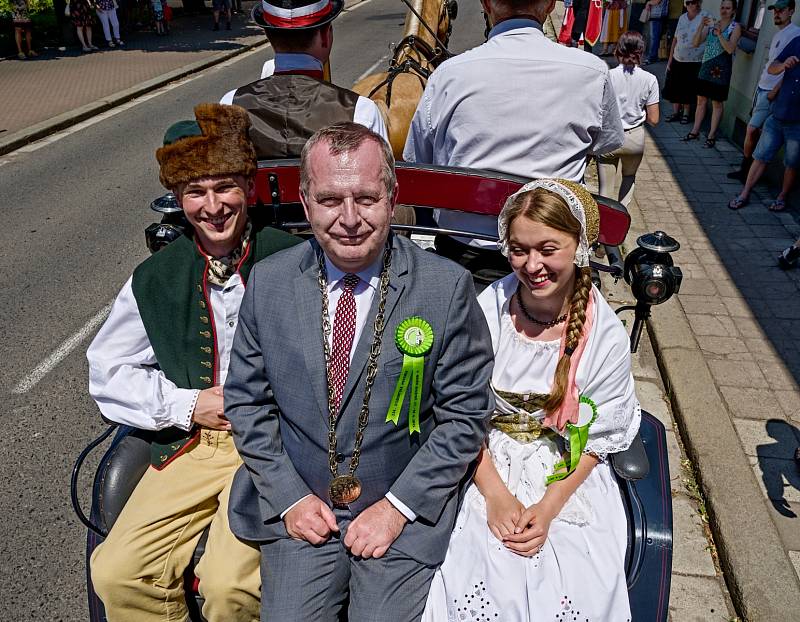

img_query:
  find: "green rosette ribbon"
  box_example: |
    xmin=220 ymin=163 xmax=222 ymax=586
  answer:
xmin=386 ymin=317 xmax=434 ymax=435
xmin=546 ymin=395 xmax=598 ymax=485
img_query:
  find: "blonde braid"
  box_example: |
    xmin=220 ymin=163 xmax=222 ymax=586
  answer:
xmin=543 ymin=266 xmax=593 ymax=414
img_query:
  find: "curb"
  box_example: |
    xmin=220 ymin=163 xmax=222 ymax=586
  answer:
xmin=0 ymin=38 xmax=268 ymax=157
xmin=0 ymin=0 xmax=371 ymax=158
xmin=625 ymin=194 xmax=800 ymax=620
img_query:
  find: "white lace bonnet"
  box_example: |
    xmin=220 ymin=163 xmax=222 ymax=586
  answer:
xmin=497 ymin=179 xmax=600 ymax=268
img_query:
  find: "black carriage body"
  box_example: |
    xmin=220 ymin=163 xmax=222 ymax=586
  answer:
xmin=78 ymin=164 xmax=672 ymax=622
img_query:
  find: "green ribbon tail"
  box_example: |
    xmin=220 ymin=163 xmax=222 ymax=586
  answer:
xmin=545 ymin=423 xmax=591 ymax=486
xmin=407 ymin=356 xmax=424 ymax=434
xmin=386 ymin=355 xmax=413 ymax=425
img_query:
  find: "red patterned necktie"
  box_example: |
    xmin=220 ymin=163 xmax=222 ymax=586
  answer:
xmin=329 ymin=273 xmax=360 ymax=412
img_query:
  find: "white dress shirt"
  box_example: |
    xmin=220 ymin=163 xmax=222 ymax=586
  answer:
xmin=87 ymin=273 xmax=245 ymax=431
xmin=281 ymin=253 xmax=417 ymax=522
xmin=403 ymin=19 xmax=624 ymax=247
xmin=220 ymin=52 xmax=389 ymax=142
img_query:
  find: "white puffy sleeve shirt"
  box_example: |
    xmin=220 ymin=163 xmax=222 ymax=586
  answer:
xmin=87 ymin=274 xmax=245 ymax=431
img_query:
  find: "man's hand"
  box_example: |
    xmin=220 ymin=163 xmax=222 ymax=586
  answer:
xmin=485 ymin=490 xmax=525 ymax=542
xmin=192 ymin=387 xmax=230 ymax=430
xmin=344 ymin=498 xmax=407 ymax=559
xmin=501 ymin=501 xmax=557 ymax=557
xmin=284 ymin=495 xmax=339 ymax=545
xmin=784 ymin=55 xmax=799 ymax=70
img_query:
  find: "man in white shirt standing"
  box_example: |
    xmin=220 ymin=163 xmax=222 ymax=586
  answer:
xmin=219 ymin=0 xmax=387 ymax=158
xmin=87 ymin=104 xmax=300 ymax=622
xmin=403 ymin=0 xmax=623 ymax=285
xmin=728 ymin=0 xmax=799 ymax=181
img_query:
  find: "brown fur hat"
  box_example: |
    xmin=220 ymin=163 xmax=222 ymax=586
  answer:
xmin=156 ymin=103 xmax=257 ymax=190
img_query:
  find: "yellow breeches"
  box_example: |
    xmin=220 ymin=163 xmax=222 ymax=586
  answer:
xmin=90 ymin=430 xmax=260 ymax=622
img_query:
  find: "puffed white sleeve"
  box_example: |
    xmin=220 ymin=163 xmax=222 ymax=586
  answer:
xmin=577 ymin=308 xmax=641 ymax=458
xmin=87 ymin=277 xmax=200 ymax=431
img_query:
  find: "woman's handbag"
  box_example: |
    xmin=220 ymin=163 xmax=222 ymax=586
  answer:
xmin=639 ymin=3 xmax=651 ymax=23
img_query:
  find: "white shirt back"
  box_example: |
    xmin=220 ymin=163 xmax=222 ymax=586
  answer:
xmin=609 ymin=65 xmax=660 ymax=130
xmin=403 ymin=25 xmax=623 ymax=246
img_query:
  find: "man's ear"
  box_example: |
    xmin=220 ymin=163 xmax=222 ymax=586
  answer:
xmin=300 ymin=188 xmax=311 ymax=223
xmin=319 ymin=23 xmax=333 ymax=50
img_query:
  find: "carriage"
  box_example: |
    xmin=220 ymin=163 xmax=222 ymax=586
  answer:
xmin=72 ymin=158 xmax=677 ymax=622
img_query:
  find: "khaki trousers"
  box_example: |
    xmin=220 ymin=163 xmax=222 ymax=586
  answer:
xmin=90 ymin=430 xmax=260 ymax=622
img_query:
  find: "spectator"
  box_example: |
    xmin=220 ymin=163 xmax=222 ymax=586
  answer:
xmin=212 ymin=0 xmax=231 ymax=31
xmin=682 ymin=0 xmax=741 ymax=148
xmin=11 ymin=0 xmax=37 ymax=59
xmin=600 ymin=0 xmax=630 ymax=56
xmin=95 ymin=0 xmax=123 ymax=47
xmin=69 ymin=0 xmax=98 ymax=52
xmin=727 ymin=0 xmax=798 ymax=181
xmin=151 ymin=0 xmax=167 ymax=35
xmin=597 ymin=31 xmax=660 ymax=206
xmin=728 ymin=33 xmax=800 ymax=211
xmin=663 ymin=0 xmax=709 ymax=123
xmin=644 ymin=0 xmax=668 ymax=63
xmin=779 ymin=238 xmax=800 ymax=268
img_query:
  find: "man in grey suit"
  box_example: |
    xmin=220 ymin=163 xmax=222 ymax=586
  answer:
xmin=224 ymin=122 xmax=494 ymax=621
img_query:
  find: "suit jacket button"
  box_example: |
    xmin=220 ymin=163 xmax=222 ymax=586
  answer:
xmin=335 ymin=453 xmax=346 ymax=463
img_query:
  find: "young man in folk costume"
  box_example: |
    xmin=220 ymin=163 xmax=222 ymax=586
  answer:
xmin=403 ymin=0 xmax=623 ymax=286
xmin=87 ymin=103 xmax=301 ymax=622
xmin=220 ymin=0 xmax=388 ymax=158
xmin=224 ymin=122 xmax=495 ymax=622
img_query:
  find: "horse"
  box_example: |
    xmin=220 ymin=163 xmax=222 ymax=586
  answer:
xmin=352 ymin=0 xmax=458 ymax=158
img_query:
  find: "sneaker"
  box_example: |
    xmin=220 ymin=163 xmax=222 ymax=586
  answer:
xmin=18 ymin=52 xmax=26 ymax=60
xmin=115 ymin=39 xmax=124 ymax=46
xmin=778 ymin=245 xmax=800 ymax=270
xmin=108 ymin=39 xmax=116 ymax=47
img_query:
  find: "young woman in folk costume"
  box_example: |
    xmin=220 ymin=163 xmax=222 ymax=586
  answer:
xmin=423 ymin=180 xmax=641 ymax=622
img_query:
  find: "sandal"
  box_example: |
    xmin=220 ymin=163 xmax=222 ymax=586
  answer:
xmin=680 ymin=113 xmax=690 ymax=124
xmin=728 ymin=195 xmax=749 ymax=210
xmin=703 ymin=137 xmax=717 ymax=148
xmin=682 ymin=132 xmax=700 ymax=142
xmin=769 ymin=198 xmax=787 ymax=212
xmin=666 ymin=112 xmax=682 ymax=122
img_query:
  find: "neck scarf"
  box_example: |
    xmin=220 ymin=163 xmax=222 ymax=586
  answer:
xmin=203 ymin=220 xmax=252 ymax=286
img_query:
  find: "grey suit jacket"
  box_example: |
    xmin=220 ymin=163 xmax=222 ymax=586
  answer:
xmin=224 ymin=234 xmax=494 ymax=566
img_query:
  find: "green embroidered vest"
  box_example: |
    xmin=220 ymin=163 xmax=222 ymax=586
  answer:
xmin=131 ymin=223 xmax=301 ymax=468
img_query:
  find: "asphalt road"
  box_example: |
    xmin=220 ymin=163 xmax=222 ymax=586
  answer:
xmin=0 ymin=2 xmax=485 ymax=620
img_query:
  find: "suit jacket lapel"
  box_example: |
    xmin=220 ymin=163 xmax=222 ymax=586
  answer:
xmin=338 ymin=237 xmax=408 ymax=416
xmin=294 ymin=244 xmax=330 ymax=423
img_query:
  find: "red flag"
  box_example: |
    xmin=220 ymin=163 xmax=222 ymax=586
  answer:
xmin=584 ymin=0 xmax=603 ymax=46
xmin=558 ymin=7 xmax=575 ymax=45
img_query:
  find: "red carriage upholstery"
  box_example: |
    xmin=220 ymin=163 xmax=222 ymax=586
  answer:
xmin=252 ymin=161 xmax=632 ymax=247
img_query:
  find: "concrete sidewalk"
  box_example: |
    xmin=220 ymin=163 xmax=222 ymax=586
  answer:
xmin=0 ymin=3 xmax=266 ymax=152
xmin=624 ymin=61 xmax=800 ymax=620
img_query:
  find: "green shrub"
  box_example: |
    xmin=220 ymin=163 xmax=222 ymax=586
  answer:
xmin=0 ymin=0 xmax=54 ymax=18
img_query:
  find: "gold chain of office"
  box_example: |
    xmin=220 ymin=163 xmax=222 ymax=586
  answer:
xmin=317 ymin=246 xmax=391 ymax=507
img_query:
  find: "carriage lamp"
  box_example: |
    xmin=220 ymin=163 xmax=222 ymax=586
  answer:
xmin=616 ymin=231 xmax=683 ymax=353
xmin=145 ymin=193 xmax=189 ymax=254
xmin=624 ymin=231 xmax=683 ymax=306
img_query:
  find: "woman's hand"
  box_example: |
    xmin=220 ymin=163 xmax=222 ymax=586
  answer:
xmin=501 ymin=499 xmax=558 ymax=557
xmin=192 ymin=386 xmax=230 ymax=430
xmin=485 ymin=490 xmax=525 ymax=542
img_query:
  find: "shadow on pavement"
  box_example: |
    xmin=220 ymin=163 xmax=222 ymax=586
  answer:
xmin=758 ymin=419 xmax=800 ymax=519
